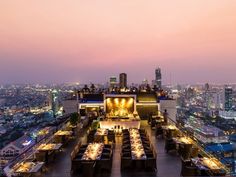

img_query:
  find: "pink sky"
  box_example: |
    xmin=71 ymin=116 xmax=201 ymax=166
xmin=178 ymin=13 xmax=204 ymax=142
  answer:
xmin=0 ymin=0 xmax=236 ymax=84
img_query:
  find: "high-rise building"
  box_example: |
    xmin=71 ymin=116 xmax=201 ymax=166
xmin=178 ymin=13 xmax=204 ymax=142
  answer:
xmin=119 ymin=73 xmax=127 ymax=89
xmin=205 ymin=83 xmax=210 ymax=91
xmin=204 ymin=83 xmax=210 ymax=110
xmin=51 ymin=89 xmax=59 ymax=117
xmin=109 ymin=76 xmax=117 ymax=88
xmin=155 ymin=67 xmax=162 ymax=89
xmin=224 ymin=86 xmax=233 ymax=111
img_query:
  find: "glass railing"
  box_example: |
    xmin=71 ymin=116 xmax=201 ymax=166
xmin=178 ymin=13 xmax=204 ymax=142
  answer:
xmin=165 ymin=113 xmax=235 ymax=176
xmin=3 ymin=114 xmax=72 ymax=177
xmin=3 ymin=111 xmax=235 ymax=176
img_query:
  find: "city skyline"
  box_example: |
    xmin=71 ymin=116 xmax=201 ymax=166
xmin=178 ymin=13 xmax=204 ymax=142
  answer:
xmin=1 ymin=0 xmax=236 ymax=84
xmin=1 ymin=1 xmax=236 ymax=176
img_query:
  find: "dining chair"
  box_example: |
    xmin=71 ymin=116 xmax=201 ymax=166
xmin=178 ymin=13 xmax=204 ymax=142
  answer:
xmin=145 ymin=157 xmax=157 ymax=172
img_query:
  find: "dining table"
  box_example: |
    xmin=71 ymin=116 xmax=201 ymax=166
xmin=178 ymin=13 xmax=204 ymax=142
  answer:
xmin=191 ymin=157 xmax=226 ymax=176
xmin=129 ymin=129 xmax=147 ymax=160
xmin=14 ymin=161 xmax=44 ymax=175
xmin=82 ymin=143 xmax=104 ymax=161
xmin=173 ymin=137 xmax=193 ymax=145
xmin=54 ymin=130 xmax=73 ymax=136
xmin=54 ymin=130 xmax=73 ymax=144
xmin=37 ymin=143 xmax=63 ymax=162
xmin=37 ymin=143 xmax=62 ymax=151
xmin=161 ymin=124 xmax=177 ymax=130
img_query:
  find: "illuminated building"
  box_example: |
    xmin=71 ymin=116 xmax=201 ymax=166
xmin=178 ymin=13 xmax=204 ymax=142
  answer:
xmin=109 ymin=76 xmax=117 ymax=88
xmin=51 ymin=89 xmax=59 ymax=117
xmin=224 ymin=86 xmax=233 ymax=111
xmin=185 ymin=117 xmax=229 ymax=144
xmin=77 ymin=92 xmax=162 ymax=119
xmin=119 ymin=73 xmax=127 ymax=89
xmin=0 ymin=135 xmax=35 ymax=161
xmin=100 ymin=94 xmax=140 ymax=130
xmin=219 ymin=111 xmax=236 ymax=121
xmin=105 ymin=95 xmax=136 ymax=117
xmin=155 ymin=67 xmax=162 ymax=89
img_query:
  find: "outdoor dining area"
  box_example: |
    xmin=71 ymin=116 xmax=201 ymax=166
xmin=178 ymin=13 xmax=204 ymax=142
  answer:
xmin=8 ymin=112 xmax=231 ymax=177
xmin=10 ymin=121 xmax=78 ymax=177
xmin=149 ymin=114 xmax=165 ymax=129
xmin=190 ymin=157 xmax=227 ymax=176
xmin=121 ymin=128 xmax=157 ymax=172
xmin=35 ymin=143 xmax=62 ymax=163
xmin=54 ymin=130 xmax=73 ymax=144
xmin=87 ymin=128 xmax=115 ymax=144
xmin=71 ymin=142 xmax=114 ymax=177
xmin=11 ymin=133 xmax=69 ymax=177
xmin=153 ymin=119 xmax=228 ymax=176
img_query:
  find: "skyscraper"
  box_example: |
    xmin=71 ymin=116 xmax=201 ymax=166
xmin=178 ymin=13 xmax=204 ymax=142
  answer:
xmin=109 ymin=76 xmax=117 ymax=88
xmin=155 ymin=68 xmax=162 ymax=89
xmin=224 ymin=86 xmax=233 ymax=111
xmin=119 ymin=73 xmax=127 ymax=89
xmin=51 ymin=89 xmax=59 ymax=117
xmin=204 ymin=83 xmax=210 ymax=110
xmin=205 ymin=83 xmax=210 ymax=91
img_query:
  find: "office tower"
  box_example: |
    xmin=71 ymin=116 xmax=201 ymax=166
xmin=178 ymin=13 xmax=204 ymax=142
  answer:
xmin=51 ymin=89 xmax=59 ymax=117
xmin=155 ymin=67 xmax=162 ymax=89
xmin=109 ymin=76 xmax=117 ymax=88
xmin=215 ymin=91 xmax=221 ymax=110
xmin=224 ymin=86 xmax=233 ymax=111
xmin=204 ymin=83 xmax=210 ymax=110
xmin=205 ymin=83 xmax=210 ymax=91
xmin=119 ymin=73 xmax=127 ymax=89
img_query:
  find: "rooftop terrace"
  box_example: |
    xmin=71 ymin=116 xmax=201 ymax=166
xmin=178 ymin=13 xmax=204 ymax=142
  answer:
xmin=40 ymin=121 xmax=181 ymax=177
xmin=5 ymin=114 xmax=233 ymax=177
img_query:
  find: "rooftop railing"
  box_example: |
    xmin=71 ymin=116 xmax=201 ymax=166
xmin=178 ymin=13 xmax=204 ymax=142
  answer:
xmin=3 ymin=111 xmax=235 ymax=176
xmin=165 ymin=112 xmax=235 ymax=176
xmin=3 ymin=114 xmax=72 ymax=177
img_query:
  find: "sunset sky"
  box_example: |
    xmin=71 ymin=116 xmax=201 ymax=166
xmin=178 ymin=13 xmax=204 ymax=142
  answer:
xmin=1 ymin=0 xmax=236 ymax=84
